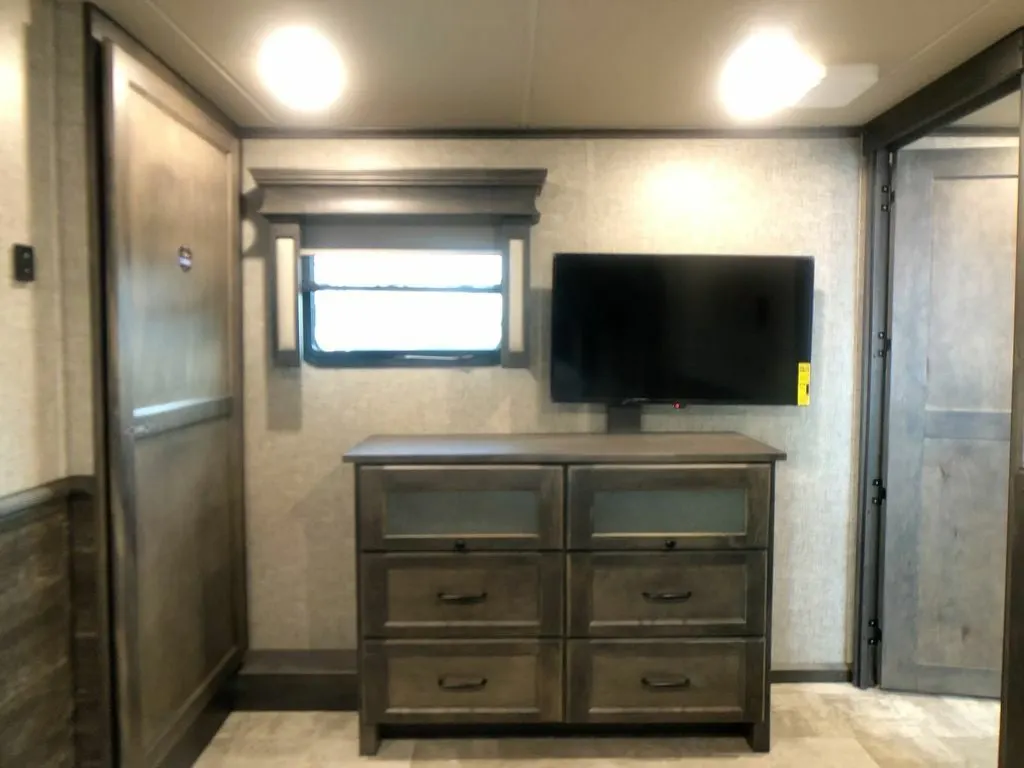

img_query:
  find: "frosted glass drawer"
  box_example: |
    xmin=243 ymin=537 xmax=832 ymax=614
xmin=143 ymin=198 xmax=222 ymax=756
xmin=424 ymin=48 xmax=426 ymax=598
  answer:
xmin=567 ymin=464 xmax=771 ymax=550
xmin=358 ymin=466 xmax=563 ymax=551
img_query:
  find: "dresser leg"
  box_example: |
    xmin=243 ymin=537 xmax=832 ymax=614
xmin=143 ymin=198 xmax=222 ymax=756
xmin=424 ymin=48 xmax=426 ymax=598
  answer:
xmin=747 ymin=722 xmax=770 ymax=752
xmin=359 ymin=721 xmax=380 ymax=756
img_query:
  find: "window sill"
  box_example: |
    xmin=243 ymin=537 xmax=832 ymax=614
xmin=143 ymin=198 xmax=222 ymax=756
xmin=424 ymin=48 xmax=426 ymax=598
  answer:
xmin=302 ymin=348 xmax=502 ymax=368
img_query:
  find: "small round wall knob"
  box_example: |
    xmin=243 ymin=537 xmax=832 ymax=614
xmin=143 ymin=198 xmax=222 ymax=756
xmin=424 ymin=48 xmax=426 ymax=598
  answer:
xmin=178 ymin=245 xmax=193 ymax=272
xmin=664 ymin=539 xmax=677 ymax=550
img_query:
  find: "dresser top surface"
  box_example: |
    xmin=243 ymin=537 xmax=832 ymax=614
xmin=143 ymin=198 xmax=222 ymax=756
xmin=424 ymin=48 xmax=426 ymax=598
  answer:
xmin=344 ymin=432 xmax=785 ymax=465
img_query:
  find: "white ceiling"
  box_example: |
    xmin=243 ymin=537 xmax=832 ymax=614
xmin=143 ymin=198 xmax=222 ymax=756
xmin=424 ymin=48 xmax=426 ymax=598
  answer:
xmin=94 ymin=0 xmax=1024 ymax=130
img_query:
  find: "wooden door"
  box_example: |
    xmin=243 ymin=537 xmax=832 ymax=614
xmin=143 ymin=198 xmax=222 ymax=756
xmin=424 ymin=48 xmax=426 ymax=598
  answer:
xmin=882 ymin=146 xmax=1020 ymax=697
xmin=103 ymin=40 xmax=244 ymax=766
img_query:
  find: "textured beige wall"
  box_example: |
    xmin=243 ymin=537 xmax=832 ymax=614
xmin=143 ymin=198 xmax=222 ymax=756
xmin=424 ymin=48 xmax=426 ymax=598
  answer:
xmin=0 ymin=0 xmax=92 ymax=496
xmin=0 ymin=0 xmax=67 ymax=496
xmin=241 ymin=137 xmax=864 ymax=666
xmin=54 ymin=1 xmax=94 ymax=476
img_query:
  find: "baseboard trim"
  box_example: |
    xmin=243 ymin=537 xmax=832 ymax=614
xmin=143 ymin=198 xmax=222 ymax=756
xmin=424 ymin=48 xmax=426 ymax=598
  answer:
xmin=159 ymin=684 xmax=233 ymax=768
xmin=152 ymin=648 xmax=243 ymax=766
xmin=770 ymin=665 xmax=852 ymax=684
xmin=231 ymin=650 xmax=358 ymax=711
xmin=230 ymin=652 xmax=849 ymax=712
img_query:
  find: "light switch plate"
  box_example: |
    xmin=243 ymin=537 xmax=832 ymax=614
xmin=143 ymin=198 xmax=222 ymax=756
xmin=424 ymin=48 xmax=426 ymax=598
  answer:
xmin=12 ymin=244 xmax=35 ymax=282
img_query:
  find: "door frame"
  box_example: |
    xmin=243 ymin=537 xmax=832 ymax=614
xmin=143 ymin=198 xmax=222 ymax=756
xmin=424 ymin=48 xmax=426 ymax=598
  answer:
xmin=853 ymin=148 xmax=895 ymax=689
xmin=853 ymin=23 xmax=1024 ymax=765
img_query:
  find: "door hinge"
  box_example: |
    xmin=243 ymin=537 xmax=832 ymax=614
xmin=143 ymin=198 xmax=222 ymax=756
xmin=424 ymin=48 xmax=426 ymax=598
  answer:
xmin=875 ymin=332 xmax=891 ymax=358
xmin=871 ymin=478 xmax=886 ymax=504
xmin=867 ymin=619 xmax=882 ymax=646
xmin=880 ymin=184 xmax=895 ymax=212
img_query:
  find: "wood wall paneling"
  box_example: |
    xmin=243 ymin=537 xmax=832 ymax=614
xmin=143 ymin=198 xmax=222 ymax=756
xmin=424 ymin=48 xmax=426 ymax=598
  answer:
xmin=0 ymin=478 xmax=108 ymax=768
xmin=0 ymin=499 xmax=74 ymax=767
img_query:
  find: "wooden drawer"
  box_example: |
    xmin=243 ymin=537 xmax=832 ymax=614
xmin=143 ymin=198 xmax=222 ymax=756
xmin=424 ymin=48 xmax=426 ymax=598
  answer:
xmin=358 ymin=466 xmax=563 ymax=551
xmin=567 ymin=639 xmax=765 ymax=723
xmin=567 ymin=464 xmax=771 ymax=550
xmin=363 ymin=640 xmax=562 ymax=723
xmin=361 ymin=553 xmax=563 ymax=638
xmin=568 ymin=551 xmax=766 ymax=637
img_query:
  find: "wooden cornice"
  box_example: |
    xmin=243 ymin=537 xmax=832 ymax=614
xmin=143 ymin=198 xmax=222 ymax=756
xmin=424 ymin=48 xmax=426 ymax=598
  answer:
xmin=250 ymin=167 xmax=548 ymax=223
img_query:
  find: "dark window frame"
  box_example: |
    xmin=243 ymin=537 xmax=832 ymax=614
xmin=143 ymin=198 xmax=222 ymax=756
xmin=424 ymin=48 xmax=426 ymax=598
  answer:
xmin=300 ymin=253 xmax=503 ymax=368
xmin=251 ymin=169 xmax=545 ymax=371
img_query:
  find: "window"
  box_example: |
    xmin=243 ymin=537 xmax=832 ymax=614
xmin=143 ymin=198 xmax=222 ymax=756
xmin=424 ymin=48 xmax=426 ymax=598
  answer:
xmin=303 ymin=249 xmax=504 ymax=367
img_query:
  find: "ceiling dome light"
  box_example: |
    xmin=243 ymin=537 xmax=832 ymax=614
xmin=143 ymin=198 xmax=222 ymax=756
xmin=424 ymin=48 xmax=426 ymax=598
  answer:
xmin=258 ymin=26 xmax=346 ymax=112
xmin=719 ymin=29 xmax=825 ymax=121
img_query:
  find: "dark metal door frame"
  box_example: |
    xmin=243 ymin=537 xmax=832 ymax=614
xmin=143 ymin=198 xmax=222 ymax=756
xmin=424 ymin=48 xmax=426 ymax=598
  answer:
xmin=853 ymin=149 xmax=895 ymax=688
xmin=1001 ymin=78 xmax=1024 ymax=768
xmin=853 ymin=23 xmax=1024 ymax=767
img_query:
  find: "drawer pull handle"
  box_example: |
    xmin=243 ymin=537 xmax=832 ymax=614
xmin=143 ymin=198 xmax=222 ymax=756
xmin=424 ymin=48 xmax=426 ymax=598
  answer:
xmin=664 ymin=539 xmax=678 ymax=550
xmin=642 ymin=591 xmax=693 ymax=603
xmin=437 ymin=591 xmax=488 ymax=605
xmin=438 ymin=676 xmax=488 ymax=691
xmin=454 ymin=539 xmax=467 ymax=552
xmin=642 ymin=676 xmax=691 ymax=690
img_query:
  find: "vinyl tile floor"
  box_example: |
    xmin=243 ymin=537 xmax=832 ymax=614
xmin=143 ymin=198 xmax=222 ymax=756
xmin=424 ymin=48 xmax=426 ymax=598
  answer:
xmin=194 ymin=684 xmax=999 ymax=768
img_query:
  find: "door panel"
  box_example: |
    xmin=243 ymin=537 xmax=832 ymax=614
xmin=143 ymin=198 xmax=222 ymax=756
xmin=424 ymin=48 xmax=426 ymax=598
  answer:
xmin=928 ymin=178 xmax=1017 ymax=411
xmin=134 ymin=420 xmax=234 ymax=746
xmin=882 ymin=146 xmax=1019 ymax=697
xmin=105 ymin=41 xmax=243 ymax=766
xmin=916 ymin=439 xmax=1009 ymax=667
xmin=126 ymin=93 xmax=231 ymax=409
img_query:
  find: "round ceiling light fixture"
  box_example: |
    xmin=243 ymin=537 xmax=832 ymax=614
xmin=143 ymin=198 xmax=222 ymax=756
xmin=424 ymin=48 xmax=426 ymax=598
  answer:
xmin=258 ymin=26 xmax=346 ymax=112
xmin=719 ymin=29 xmax=825 ymax=121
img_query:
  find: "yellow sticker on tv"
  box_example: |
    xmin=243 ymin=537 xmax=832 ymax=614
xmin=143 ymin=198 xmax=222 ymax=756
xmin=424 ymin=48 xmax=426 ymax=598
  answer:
xmin=797 ymin=362 xmax=811 ymax=406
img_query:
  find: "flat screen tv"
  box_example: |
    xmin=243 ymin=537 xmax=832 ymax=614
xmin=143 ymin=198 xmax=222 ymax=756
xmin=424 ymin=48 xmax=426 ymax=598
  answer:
xmin=550 ymin=253 xmax=814 ymax=405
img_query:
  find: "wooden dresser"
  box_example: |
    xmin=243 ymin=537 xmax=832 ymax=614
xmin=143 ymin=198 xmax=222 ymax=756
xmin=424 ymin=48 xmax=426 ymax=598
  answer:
xmin=345 ymin=432 xmax=785 ymax=754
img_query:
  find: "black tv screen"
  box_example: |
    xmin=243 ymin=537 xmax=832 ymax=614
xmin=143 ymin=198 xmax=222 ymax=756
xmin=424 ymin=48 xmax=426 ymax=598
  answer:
xmin=550 ymin=253 xmax=814 ymax=405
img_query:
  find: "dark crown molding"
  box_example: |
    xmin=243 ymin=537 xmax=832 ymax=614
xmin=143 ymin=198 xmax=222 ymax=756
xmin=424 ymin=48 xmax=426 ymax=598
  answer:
xmin=249 ymin=168 xmax=547 ymax=189
xmin=241 ymin=127 xmax=862 ymax=140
